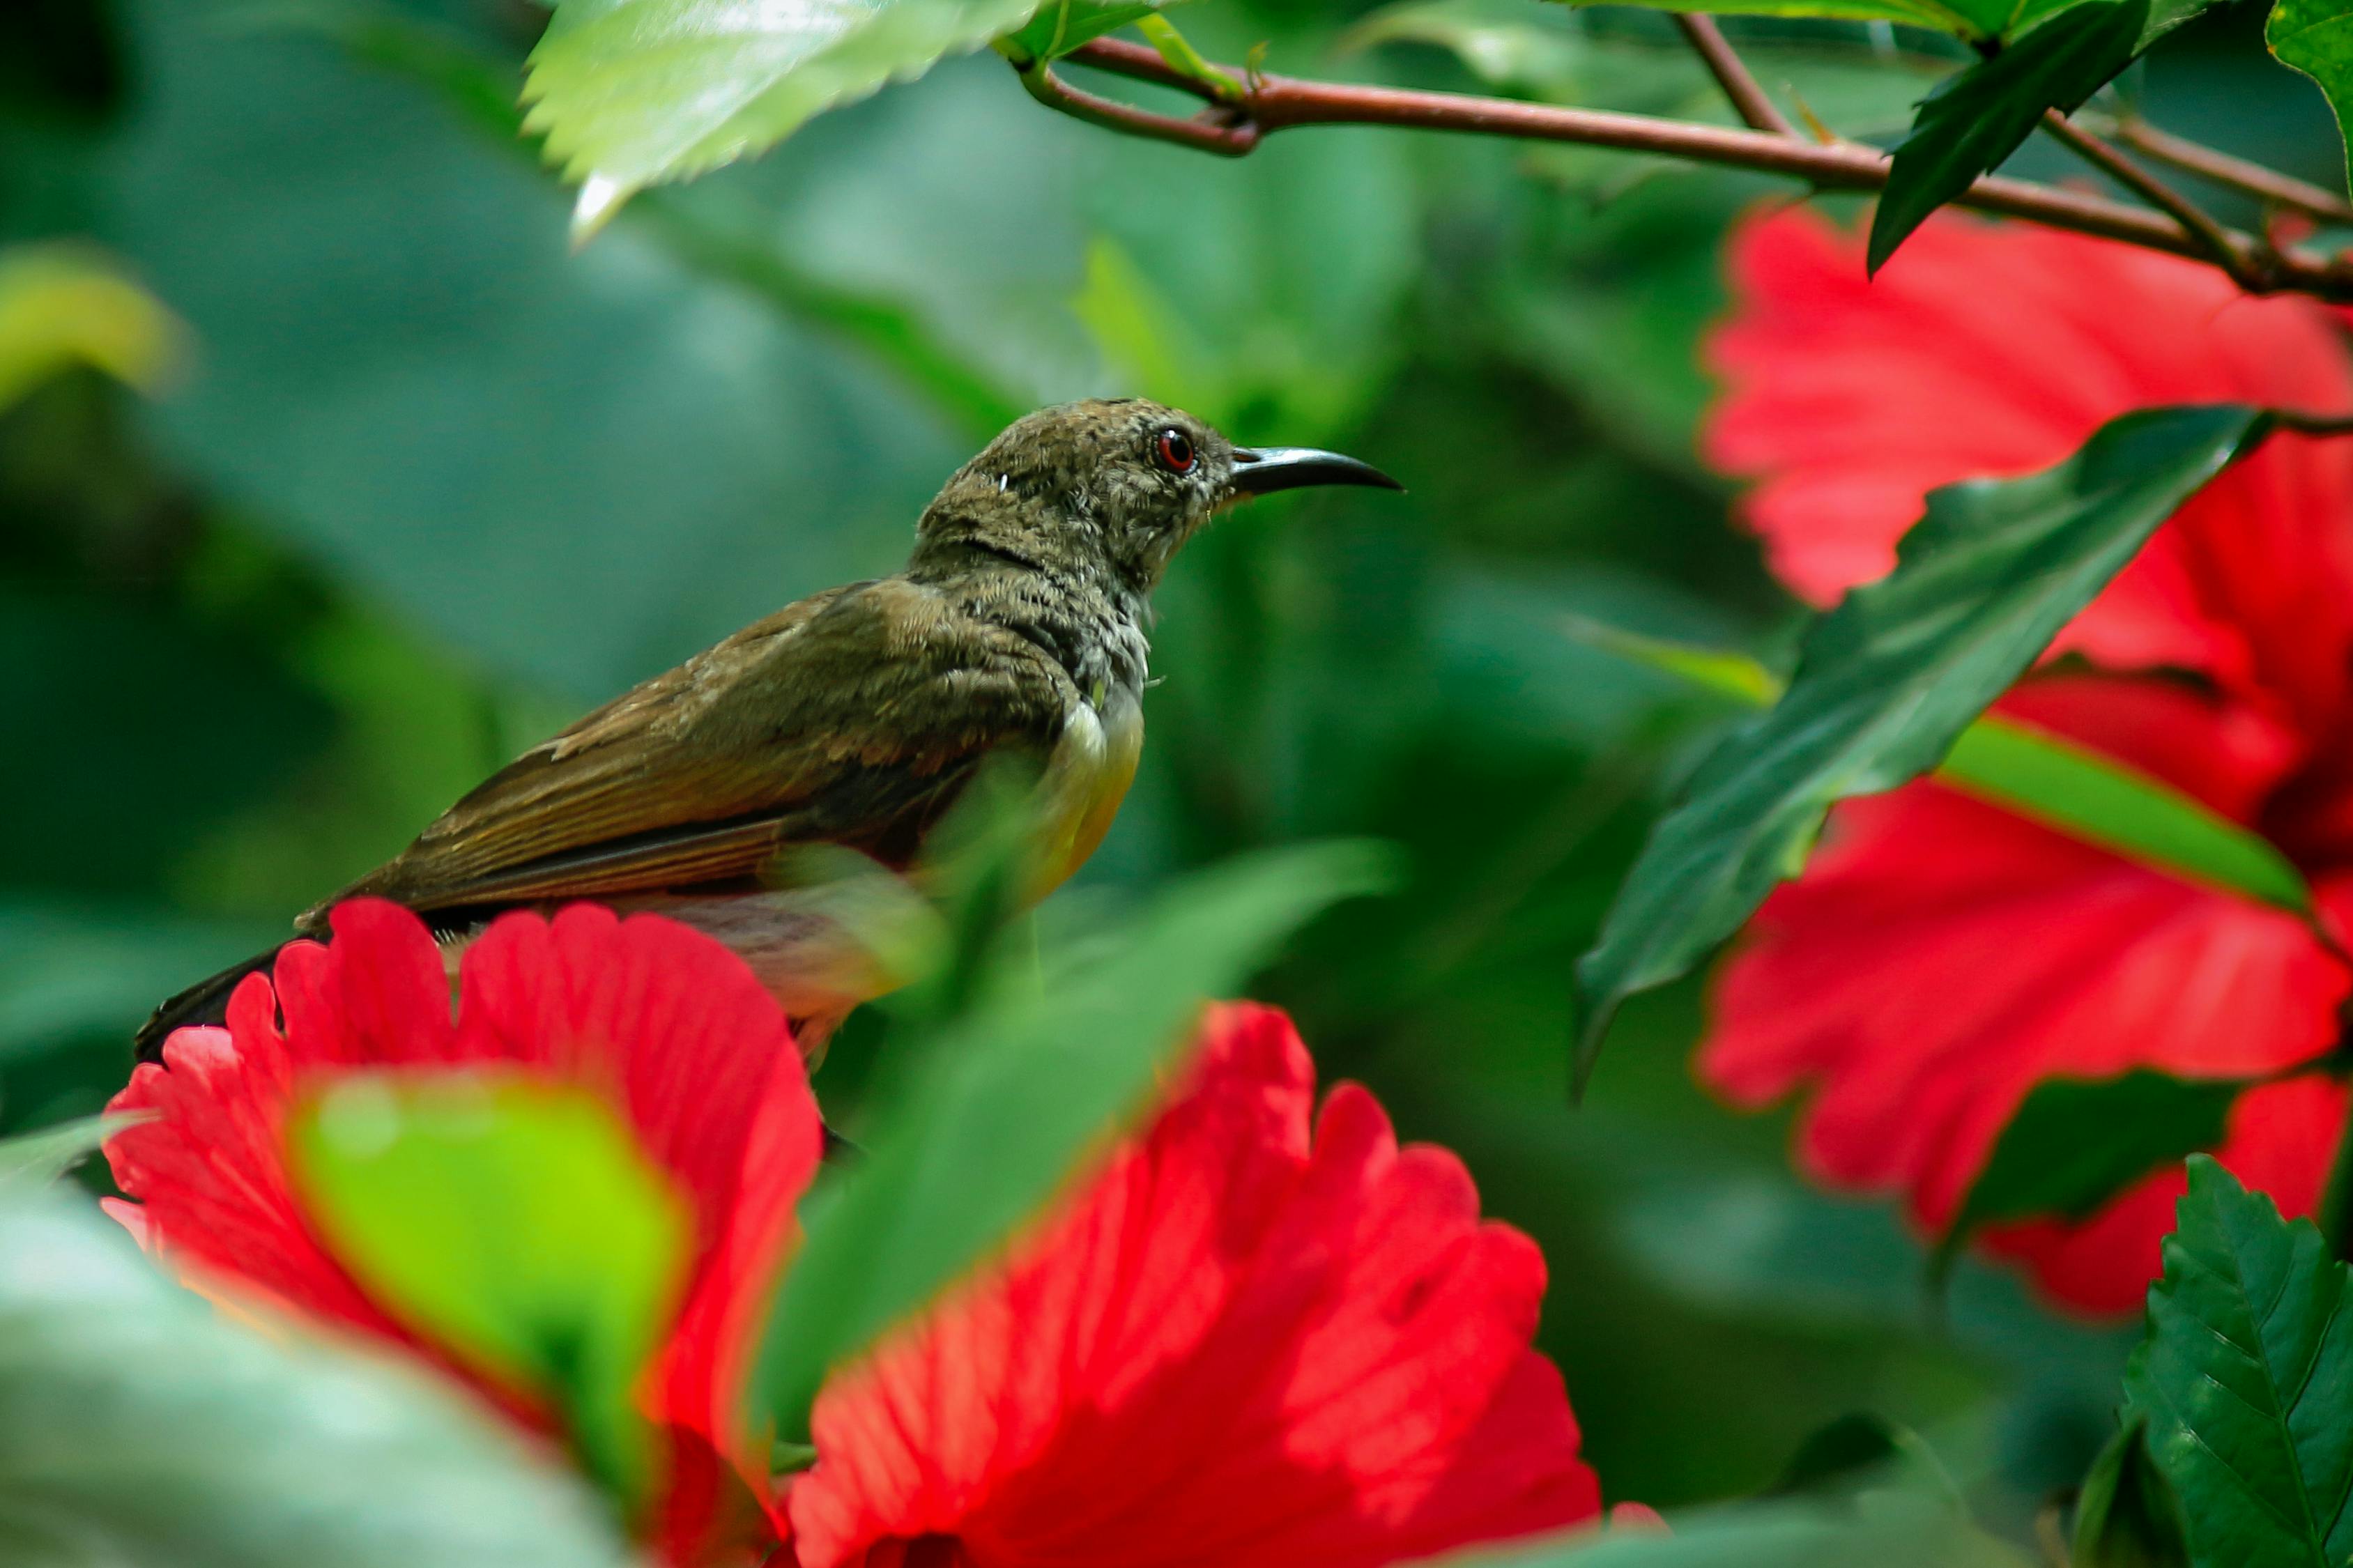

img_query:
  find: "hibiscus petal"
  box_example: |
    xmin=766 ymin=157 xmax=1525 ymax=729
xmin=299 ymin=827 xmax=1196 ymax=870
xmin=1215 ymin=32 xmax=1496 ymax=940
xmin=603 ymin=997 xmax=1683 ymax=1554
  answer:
xmin=1703 ymin=751 xmax=2348 ymax=1280
xmin=787 ymin=1003 xmax=1600 ymax=1568
xmin=1708 ymin=208 xmax=2353 ymax=727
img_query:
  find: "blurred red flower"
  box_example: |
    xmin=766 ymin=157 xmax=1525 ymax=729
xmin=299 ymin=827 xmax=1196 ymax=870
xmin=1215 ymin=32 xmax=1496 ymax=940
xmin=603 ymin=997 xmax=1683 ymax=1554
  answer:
xmin=105 ymin=898 xmax=821 ymax=1562
xmin=1696 ymin=208 xmax=2353 ymax=1314
xmin=109 ymin=908 xmax=1604 ymax=1564
xmin=776 ymin=1003 xmax=1603 ymax=1568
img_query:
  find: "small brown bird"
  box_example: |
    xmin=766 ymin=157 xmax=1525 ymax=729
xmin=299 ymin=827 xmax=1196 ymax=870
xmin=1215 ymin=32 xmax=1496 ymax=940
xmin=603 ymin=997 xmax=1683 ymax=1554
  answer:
xmin=137 ymin=398 xmax=1398 ymax=1061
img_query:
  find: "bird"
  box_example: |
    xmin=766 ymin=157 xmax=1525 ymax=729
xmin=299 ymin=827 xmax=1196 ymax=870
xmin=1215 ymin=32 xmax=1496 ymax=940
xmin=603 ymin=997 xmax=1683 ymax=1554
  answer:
xmin=135 ymin=397 xmax=1400 ymax=1064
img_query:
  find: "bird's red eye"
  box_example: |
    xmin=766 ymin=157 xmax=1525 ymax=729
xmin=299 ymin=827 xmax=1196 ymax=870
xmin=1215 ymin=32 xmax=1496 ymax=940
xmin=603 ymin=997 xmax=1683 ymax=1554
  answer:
xmin=1154 ymin=427 xmax=1196 ymax=474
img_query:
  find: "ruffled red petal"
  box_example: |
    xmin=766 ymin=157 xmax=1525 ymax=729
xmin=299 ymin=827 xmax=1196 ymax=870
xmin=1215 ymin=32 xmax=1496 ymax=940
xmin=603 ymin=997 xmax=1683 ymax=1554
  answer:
xmin=104 ymin=900 xmax=822 ymax=1500
xmin=1700 ymin=682 xmax=2350 ymax=1310
xmin=1707 ymin=208 xmax=2353 ymax=728
xmin=785 ymin=1003 xmax=1599 ymax=1568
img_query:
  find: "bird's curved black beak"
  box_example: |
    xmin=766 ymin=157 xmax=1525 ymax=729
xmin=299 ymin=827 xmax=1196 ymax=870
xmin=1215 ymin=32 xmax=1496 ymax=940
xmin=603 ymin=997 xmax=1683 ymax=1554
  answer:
xmin=1226 ymin=445 xmax=1404 ymax=497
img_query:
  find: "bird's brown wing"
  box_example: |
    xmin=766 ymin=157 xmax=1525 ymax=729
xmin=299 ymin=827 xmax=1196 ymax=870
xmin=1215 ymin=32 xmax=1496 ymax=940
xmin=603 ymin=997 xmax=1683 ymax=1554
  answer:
xmin=309 ymin=577 xmax=1076 ymax=927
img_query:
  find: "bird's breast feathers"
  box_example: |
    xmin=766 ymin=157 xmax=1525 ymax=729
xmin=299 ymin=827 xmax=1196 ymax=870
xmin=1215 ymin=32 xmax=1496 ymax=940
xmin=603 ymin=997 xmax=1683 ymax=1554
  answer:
xmin=1033 ymin=686 xmax=1145 ymax=898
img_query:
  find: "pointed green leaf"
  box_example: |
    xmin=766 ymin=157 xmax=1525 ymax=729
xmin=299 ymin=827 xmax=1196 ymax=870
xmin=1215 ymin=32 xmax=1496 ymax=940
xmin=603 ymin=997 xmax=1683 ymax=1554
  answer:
xmin=1573 ymin=623 xmax=2314 ymax=915
xmin=0 ymin=1114 xmax=141 ymax=1187
xmin=289 ymin=1077 xmax=691 ymax=1509
xmin=0 ymin=1185 xmax=630 ymax=1567
xmin=1002 ymin=0 xmax=1188 ymax=65
xmin=751 ymin=841 xmax=1392 ymax=1440
xmin=2072 ymin=1417 xmax=2190 ymax=1568
xmin=2268 ymin=0 xmax=2353 ymax=200
xmin=524 ymin=0 xmax=1052 ymax=231
xmin=1948 ymin=1072 xmax=2241 ymax=1248
xmin=2122 ymin=1156 xmax=2353 ymax=1567
xmin=1940 ymin=717 xmax=2312 ymax=913
xmin=1869 ymin=0 xmax=2147 ymax=272
xmin=1572 ymin=405 xmax=2269 ymax=1090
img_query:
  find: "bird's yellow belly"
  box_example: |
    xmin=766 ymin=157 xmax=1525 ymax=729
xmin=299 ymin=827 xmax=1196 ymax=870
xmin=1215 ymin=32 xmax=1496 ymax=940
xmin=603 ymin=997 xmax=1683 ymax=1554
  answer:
xmin=1032 ymin=693 xmax=1144 ymax=900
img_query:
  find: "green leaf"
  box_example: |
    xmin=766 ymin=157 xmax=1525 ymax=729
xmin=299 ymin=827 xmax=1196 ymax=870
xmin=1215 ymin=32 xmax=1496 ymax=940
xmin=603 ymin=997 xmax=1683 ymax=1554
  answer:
xmin=0 ymin=1185 xmax=631 ymax=1567
xmin=1570 ymin=622 xmax=2316 ymax=916
xmin=1948 ymin=1073 xmax=2240 ymax=1243
xmin=1559 ymin=0 xmax=2000 ymax=43
xmin=1000 ymin=0 xmax=1183 ymax=65
xmin=2122 ymin=1156 xmax=2353 ymax=1568
xmin=1420 ymin=1498 xmax=2016 ymax=1567
xmin=1770 ymin=1413 xmax=1962 ymax=1509
xmin=524 ymin=0 xmax=1052 ymax=233
xmin=0 ymin=1115 xmax=141 ymax=1186
xmin=2072 ymin=1417 xmax=2190 ymax=1568
xmin=289 ymin=1077 xmax=692 ymax=1509
xmin=1571 ymin=404 xmax=2269 ymax=1091
xmin=750 ymin=841 xmax=1392 ymax=1440
xmin=0 ymin=243 xmax=184 ymax=413
xmin=1940 ymin=717 xmax=2313 ymax=913
xmin=1869 ymin=0 xmax=2149 ymax=272
xmin=2267 ymin=0 xmax=2353 ymax=201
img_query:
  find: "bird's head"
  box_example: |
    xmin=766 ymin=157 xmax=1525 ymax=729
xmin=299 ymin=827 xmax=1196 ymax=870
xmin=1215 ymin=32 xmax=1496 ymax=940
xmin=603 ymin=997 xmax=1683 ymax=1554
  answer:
xmin=914 ymin=398 xmax=1400 ymax=596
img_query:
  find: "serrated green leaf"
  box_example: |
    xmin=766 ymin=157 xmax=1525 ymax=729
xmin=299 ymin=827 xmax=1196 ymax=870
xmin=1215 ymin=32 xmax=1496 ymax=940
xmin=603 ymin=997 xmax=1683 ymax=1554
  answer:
xmin=751 ymin=841 xmax=1392 ymax=1440
xmin=2268 ymin=0 xmax=2353 ymax=200
xmin=2122 ymin=1156 xmax=2353 ymax=1567
xmin=2072 ymin=1417 xmax=2190 ymax=1568
xmin=0 ymin=1114 xmax=141 ymax=1186
xmin=1869 ymin=0 xmax=2148 ymax=272
xmin=0 ymin=1185 xmax=631 ymax=1568
xmin=523 ymin=0 xmax=1050 ymax=231
xmin=1572 ymin=404 xmax=2269 ymax=1091
xmin=1949 ymin=1073 xmax=2241 ymax=1249
xmin=289 ymin=1076 xmax=691 ymax=1509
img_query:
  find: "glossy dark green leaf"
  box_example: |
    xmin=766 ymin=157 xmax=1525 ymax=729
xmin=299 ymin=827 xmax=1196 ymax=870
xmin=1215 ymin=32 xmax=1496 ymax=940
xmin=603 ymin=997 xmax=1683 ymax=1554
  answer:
xmin=2072 ymin=1417 xmax=2190 ymax=1568
xmin=2122 ymin=1156 xmax=2353 ymax=1567
xmin=1576 ymin=618 xmax=2314 ymax=915
xmin=2267 ymin=0 xmax=2353 ymax=199
xmin=525 ymin=0 xmax=1050 ymax=231
xmin=289 ymin=1077 xmax=691 ymax=1509
xmin=1572 ymin=404 xmax=2269 ymax=1091
xmin=751 ymin=841 xmax=1391 ymax=1440
xmin=1869 ymin=0 xmax=2148 ymax=272
xmin=1949 ymin=1073 xmax=2241 ymax=1240
xmin=0 ymin=1185 xmax=630 ymax=1567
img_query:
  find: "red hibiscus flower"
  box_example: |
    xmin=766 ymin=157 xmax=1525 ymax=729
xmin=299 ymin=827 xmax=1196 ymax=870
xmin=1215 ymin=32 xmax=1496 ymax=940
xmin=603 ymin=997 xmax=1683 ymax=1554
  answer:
xmin=776 ymin=1002 xmax=1604 ymax=1568
xmin=1694 ymin=208 xmax=2353 ymax=1314
xmin=104 ymin=898 xmax=822 ymax=1561
xmin=109 ymin=906 xmax=1605 ymax=1563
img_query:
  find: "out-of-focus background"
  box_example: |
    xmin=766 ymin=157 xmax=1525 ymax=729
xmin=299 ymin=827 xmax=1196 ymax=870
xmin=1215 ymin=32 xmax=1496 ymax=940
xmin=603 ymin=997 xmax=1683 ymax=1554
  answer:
xmin=1 ymin=0 xmax=2336 ymax=1522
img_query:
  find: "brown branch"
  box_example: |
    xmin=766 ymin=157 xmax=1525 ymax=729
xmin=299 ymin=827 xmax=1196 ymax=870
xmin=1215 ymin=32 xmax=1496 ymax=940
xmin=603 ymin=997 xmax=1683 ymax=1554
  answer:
xmin=2038 ymin=109 xmax=2280 ymax=293
xmin=1037 ymin=37 xmax=2353 ymax=305
xmin=1671 ymin=15 xmax=1796 ymax=137
xmin=2085 ymin=114 xmax=2353 ymax=227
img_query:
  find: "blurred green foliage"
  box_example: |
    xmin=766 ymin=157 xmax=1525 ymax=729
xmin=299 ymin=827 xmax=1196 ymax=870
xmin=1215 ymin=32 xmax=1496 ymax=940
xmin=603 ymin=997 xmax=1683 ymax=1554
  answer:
xmin=0 ymin=0 xmax=2331 ymax=1525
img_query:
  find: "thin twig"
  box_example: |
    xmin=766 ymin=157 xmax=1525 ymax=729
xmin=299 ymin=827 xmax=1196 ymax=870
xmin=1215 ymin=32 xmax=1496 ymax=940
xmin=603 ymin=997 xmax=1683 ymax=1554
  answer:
xmin=1671 ymin=15 xmax=1796 ymax=137
xmin=1038 ymin=38 xmax=2353 ymax=304
xmin=2039 ymin=109 xmax=2278 ymax=291
xmin=2088 ymin=113 xmax=2353 ymax=227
